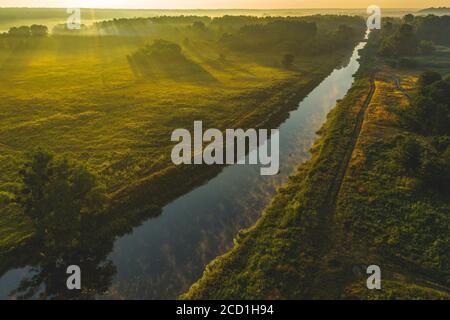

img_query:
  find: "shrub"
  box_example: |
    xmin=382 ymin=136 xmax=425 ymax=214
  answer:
xmin=417 ymin=70 xmax=442 ymax=88
xmin=17 ymin=150 xmax=106 ymax=249
xmin=420 ymin=152 xmax=450 ymax=191
xmin=419 ymin=40 xmax=435 ymax=55
xmin=282 ymin=53 xmax=295 ymax=69
xmin=391 ymin=137 xmax=422 ymax=173
xmin=30 ymin=24 xmax=48 ymax=37
xmin=397 ymin=58 xmax=418 ymax=68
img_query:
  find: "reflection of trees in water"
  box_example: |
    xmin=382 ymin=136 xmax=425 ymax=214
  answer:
xmin=8 ymin=150 xmax=117 ymax=300
xmin=9 ymin=217 xmax=116 ymax=300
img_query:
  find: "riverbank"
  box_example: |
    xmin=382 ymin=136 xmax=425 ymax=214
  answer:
xmin=181 ymin=43 xmax=450 ymax=300
xmin=181 ymin=74 xmax=375 ymax=299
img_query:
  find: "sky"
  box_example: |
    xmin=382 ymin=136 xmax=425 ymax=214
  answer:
xmin=0 ymin=0 xmax=448 ymax=9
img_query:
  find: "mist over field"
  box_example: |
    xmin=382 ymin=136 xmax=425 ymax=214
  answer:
xmin=0 ymin=4 xmax=448 ymax=301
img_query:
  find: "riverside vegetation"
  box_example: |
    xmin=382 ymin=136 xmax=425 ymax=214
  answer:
xmin=182 ymin=14 xmax=450 ymax=300
xmin=0 ymin=13 xmax=366 ymax=298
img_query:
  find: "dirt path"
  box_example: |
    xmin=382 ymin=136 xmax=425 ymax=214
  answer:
xmin=321 ymin=75 xmax=450 ymax=296
xmin=309 ymin=77 xmax=376 ymax=298
xmin=395 ymin=78 xmax=412 ymax=101
xmin=324 ymin=76 xmax=376 ymax=214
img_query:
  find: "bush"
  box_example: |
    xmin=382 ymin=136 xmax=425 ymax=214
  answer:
xmin=397 ymin=58 xmax=418 ymax=68
xmin=8 ymin=26 xmax=31 ymax=37
xmin=419 ymin=40 xmax=435 ymax=55
xmin=30 ymin=24 xmax=48 ymax=37
xmin=282 ymin=53 xmax=295 ymax=69
xmin=417 ymin=70 xmax=442 ymax=88
xmin=192 ymin=21 xmax=206 ymax=30
xmin=420 ymin=152 xmax=450 ymax=191
xmin=391 ymin=137 xmax=422 ymax=173
xmin=17 ymin=150 xmax=106 ymax=249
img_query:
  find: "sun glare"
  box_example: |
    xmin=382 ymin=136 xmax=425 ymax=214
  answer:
xmin=64 ymin=0 xmax=129 ymax=8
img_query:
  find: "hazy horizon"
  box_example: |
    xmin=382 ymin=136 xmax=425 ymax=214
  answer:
xmin=0 ymin=0 xmax=448 ymax=9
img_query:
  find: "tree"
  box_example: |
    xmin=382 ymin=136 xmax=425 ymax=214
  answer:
xmin=282 ymin=53 xmax=295 ymax=69
xmin=420 ymin=153 xmax=450 ymax=191
xmin=405 ymin=72 xmax=450 ymax=136
xmin=193 ymin=21 xmax=206 ymax=31
xmin=30 ymin=25 xmax=48 ymax=37
xmin=417 ymin=70 xmax=442 ymax=88
xmin=392 ymin=137 xmax=422 ymax=173
xmin=8 ymin=26 xmax=31 ymax=37
xmin=415 ymin=15 xmax=450 ymax=46
xmin=397 ymin=58 xmax=418 ymax=69
xmin=396 ymin=24 xmax=418 ymax=56
xmin=18 ymin=150 xmax=106 ymax=249
xmin=377 ymin=23 xmax=418 ymax=57
xmin=419 ymin=40 xmax=435 ymax=55
xmin=403 ymin=14 xmax=415 ymax=24
xmin=378 ymin=38 xmax=395 ymax=57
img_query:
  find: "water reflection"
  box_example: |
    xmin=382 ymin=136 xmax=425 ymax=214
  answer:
xmin=1 ymin=216 xmax=116 ymax=299
xmin=0 ymin=41 xmax=365 ymax=300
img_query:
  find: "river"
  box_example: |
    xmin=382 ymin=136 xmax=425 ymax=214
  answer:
xmin=0 ymin=40 xmax=367 ymax=300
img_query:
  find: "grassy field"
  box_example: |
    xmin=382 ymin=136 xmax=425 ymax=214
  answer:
xmin=181 ymin=45 xmax=450 ymax=300
xmin=336 ymin=67 xmax=449 ymax=299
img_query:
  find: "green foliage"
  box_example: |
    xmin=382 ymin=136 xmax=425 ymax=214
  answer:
xmin=389 ymin=136 xmax=450 ymax=192
xmin=419 ymin=40 xmax=436 ymax=55
xmin=417 ymin=70 xmax=442 ymax=87
xmin=374 ymin=15 xmax=450 ymax=59
xmin=220 ymin=16 xmax=364 ymax=55
xmin=7 ymin=25 xmax=48 ymax=37
xmin=419 ymin=147 xmax=450 ymax=191
xmin=414 ymin=14 xmax=450 ymax=46
xmin=403 ymin=14 xmax=415 ymax=24
xmin=17 ymin=149 xmax=106 ymax=250
xmin=222 ymin=20 xmax=317 ymax=52
xmin=30 ymin=25 xmax=48 ymax=37
xmin=281 ymin=53 xmax=295 ymax=69
xmin=402 ymin=72 xmax=450 ymax=136
xmin=379 ymin=23 xmax=418 ymax=57
xmin=390 ymin=136 xmax=422 ymax=173
xmin=7 ymin=26 xmax=31 ymax=37
xmin=192 ymin=21 xmax=206 ymax=31
xmin=397 ymin=58 xmax=419 ymax=69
